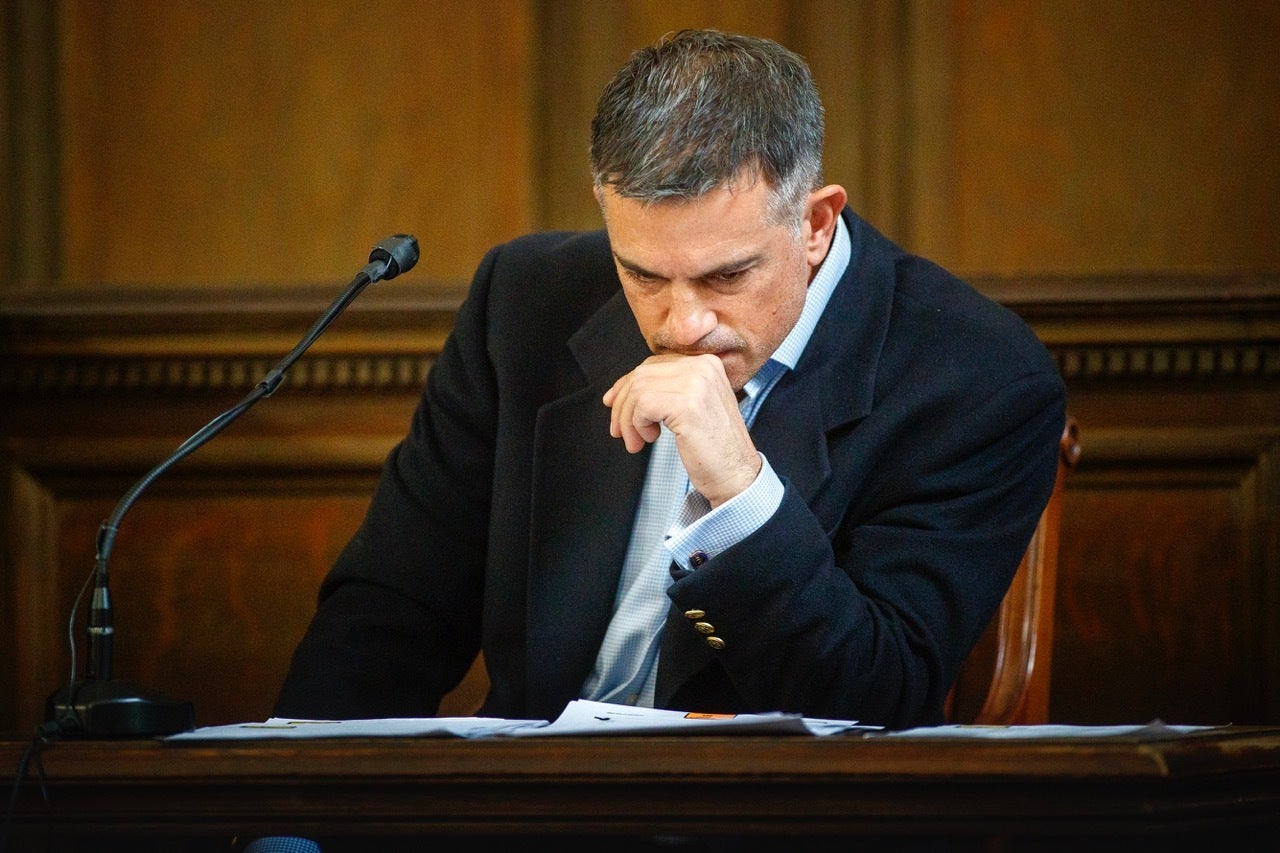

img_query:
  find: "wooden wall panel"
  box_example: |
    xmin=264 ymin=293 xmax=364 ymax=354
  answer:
xmin=56 ymin=0 xmax=536 ymax=288
xmin=53 ymin=493 xmax=368 ymax=727
xmin=1056 ymin=458 xmax=1269 ymax=725
xmin=791 ymin=0 xmax=921 ymax=247
xmin=2 ymin=0 xmax=60 ymax=286
xmin=1050 ymin=417 xmax=1280 ymax=725
xmin=1 ymin=464 xmax=62 ymax=732
xmin=2 ymin=400 xmax=496 ymax=731
xmin=14 ymin=2 xmax=1275 ymax=286
xmin=1 ymin=403 xmax=401 ymax=731
xmin=947 ymin=0 xmax=1280 ymax=274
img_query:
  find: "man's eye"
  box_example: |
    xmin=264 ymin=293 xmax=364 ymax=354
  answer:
xmin=712 ymin=269 xmax=747 ymax=284
xmin=627 ymin=270 xmax=660 ymax=285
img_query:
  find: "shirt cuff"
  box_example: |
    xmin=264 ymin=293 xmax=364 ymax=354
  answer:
xmin=664 ymin=454 xmax=785 ymax=572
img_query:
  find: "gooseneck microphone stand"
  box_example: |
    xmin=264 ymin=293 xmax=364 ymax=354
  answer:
xmin=45 ymin=235 xmax=420 ymax=736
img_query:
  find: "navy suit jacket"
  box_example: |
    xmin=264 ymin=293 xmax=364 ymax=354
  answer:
xmin=276 ymin=209 xmax=1066 ymax=728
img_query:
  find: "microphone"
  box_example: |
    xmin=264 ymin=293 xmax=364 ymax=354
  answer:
xmin=46 ymin=234 xmax=420 ymax=737
xmin=363 ymin=233 xmax=420 ymax=282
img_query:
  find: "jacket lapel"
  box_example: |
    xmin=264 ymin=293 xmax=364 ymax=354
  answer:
xmin=525 ymin=291 xmax=652 ymax=717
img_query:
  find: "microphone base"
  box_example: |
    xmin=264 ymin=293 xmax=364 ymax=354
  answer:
xmin=47 ymin=680 xmax=195 ymax=737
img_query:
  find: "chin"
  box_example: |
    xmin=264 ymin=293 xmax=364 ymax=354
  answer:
xmin=724 ymin=354 xmax=766 ymax=389
xmin=725 ymin=369 xmax=752 ymax=393
xmin=717 ymin=358 xmax=745 ymax=388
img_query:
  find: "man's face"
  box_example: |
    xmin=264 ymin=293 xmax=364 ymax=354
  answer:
xmin=600 ymin=178 xmax=821 ymax=391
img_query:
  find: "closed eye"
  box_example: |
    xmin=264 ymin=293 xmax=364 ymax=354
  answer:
xmin=622 ymin=267 xmax=662 ymax=287
xmin=703 ymin=266 xmax=756 ymax=290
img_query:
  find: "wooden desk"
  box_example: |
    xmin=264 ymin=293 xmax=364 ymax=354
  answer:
xmin=3 ymin=727 xmax=1279 ymax=849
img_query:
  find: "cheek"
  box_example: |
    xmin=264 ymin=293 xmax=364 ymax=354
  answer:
xmin=755 ymin=275 xmax=807 ymax=346
xmin=772 ymin=268 xmax=808 ymax=323
xmin=623 ymin=294 xmax=666 ymax=344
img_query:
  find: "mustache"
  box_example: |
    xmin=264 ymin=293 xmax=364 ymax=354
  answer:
xmin=650 ymin=329 xmax=745 ymax=356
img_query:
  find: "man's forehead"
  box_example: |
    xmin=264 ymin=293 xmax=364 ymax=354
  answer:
xmin=595 ymin=161 xmax=774 ymax=202
xmin=600 ymin=183 xmax=775 ymax=234
xmin=598 ymin=173 xmax=772 ymax=211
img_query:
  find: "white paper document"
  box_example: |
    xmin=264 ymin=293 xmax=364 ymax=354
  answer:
xmin=164 ymin=715 xmax=550 ymax=741
xmin=164 ymin=699 xmax=874 ymax=741
xmin=522 ymin=699 xmax=875 ymax=737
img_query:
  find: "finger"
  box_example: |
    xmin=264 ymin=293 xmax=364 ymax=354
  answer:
xmin=628 ymin=418 xmax=661 ymax=451
xmin=615 ymin=373 xmax=665 ymax=453
xmin=607 ymin=373 xmax=649 ymax=451
xmin=604 ymin=373 xmax=630 ymax=439
xmin=602 ymin=378 xmax=622 ymax=407
xmin=616 ymin=379 xmax=649 ymax=452
xmin=629 ymin=381 xmax=671 ymax=451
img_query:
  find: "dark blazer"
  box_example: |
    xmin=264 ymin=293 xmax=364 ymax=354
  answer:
xmin=276 ymin=208 xmax=1066 ymax=728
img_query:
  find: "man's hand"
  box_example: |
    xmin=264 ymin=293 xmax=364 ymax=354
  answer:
xmin=604 ymin=353 xmax=761 ymax=508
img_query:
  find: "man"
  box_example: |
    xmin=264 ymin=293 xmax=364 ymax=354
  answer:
xmin=275 ymin=29 xmax=1065 ymax=730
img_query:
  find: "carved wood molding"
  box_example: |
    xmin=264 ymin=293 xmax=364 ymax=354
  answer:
xmin=2 ymin=275 xmax=1278 ymax=394
xmin=0 ymin=353 xmax=437 ymax=396
xmin=1052 ymin=343 xmax=1280 ymax=381
xmin=5 ymin=342 xmax=1278 ymax=395
xmin=1 ymin=283 xmax=461 ymax=395
xmin=977 ymin=272 xmax=1280 ymax=381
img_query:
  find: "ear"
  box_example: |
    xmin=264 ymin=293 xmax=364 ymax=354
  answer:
xmin=803 ymin=184 xmax=848 ymax=267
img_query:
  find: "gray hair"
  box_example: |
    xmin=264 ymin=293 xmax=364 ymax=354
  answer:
xmin=590 ymin=29 xmax=825 ymax=228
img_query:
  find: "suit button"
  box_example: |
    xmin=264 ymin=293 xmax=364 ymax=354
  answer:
xmin=694 ymin=622 xmax=715 ymax=635
xmin=684 ymin=609 xmax=706 ymax=620
xmin=690 ymin=550 xmax=709 ymax=567
xmin=705 ymin=636 xmax=725 ymax=650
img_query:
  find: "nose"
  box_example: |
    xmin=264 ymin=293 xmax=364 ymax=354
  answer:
xmin=667 ymin=283 xmax=717 ymax=348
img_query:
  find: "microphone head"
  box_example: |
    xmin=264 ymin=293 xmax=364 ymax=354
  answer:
xmin=368 ymin=234 xmax=420 ymax=281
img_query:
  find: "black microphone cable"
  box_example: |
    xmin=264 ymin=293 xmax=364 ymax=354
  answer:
xmin=0 ymin=719 xmax=61 ymax=853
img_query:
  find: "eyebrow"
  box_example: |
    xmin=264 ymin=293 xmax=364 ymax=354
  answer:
xmin=612 ymin=252 xmax=764 ymax=281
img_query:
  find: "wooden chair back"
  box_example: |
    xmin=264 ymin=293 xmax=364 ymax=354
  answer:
xmin=945 ymin=416 xmax=1081 ymax=725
